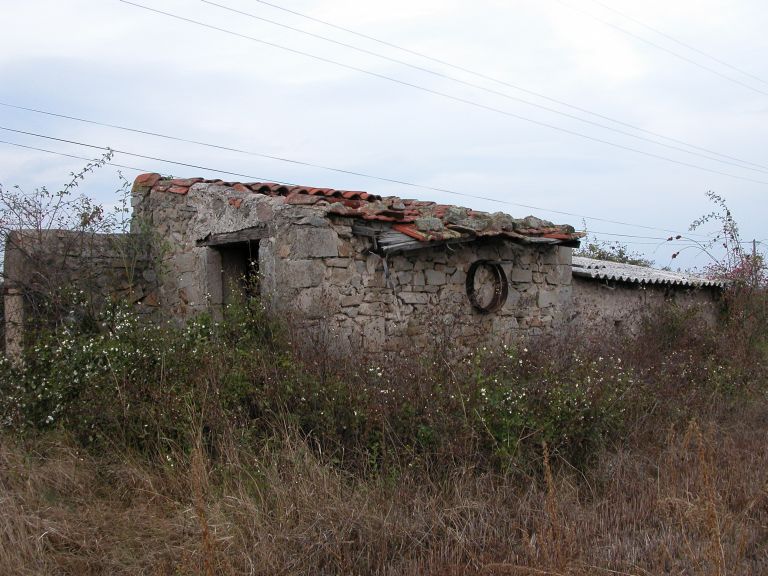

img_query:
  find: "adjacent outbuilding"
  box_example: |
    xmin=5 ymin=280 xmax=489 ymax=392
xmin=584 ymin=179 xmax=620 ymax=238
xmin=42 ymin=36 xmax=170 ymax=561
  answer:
xmin=570 ymin=256 xmax=724 ymax=331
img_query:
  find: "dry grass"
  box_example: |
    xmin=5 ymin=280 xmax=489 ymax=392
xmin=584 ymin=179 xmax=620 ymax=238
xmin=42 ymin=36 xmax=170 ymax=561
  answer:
xmin=2 ymin=398 xmax=767 ymax=576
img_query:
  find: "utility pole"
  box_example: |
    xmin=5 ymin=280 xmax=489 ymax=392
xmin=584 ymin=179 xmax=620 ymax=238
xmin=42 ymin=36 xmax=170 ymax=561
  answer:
xmin=753 ymin=239 xmax=758 ymax=288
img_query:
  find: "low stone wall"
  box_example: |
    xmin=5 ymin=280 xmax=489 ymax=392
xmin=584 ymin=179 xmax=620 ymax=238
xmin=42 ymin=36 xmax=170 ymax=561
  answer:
xmin=569 ymin=276 xmax=722 ymax=333
xmin=3 ymin=229 xmax=158 ymax=356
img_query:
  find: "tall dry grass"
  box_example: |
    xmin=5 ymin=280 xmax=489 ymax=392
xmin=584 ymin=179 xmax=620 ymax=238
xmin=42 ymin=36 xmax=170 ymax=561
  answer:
xmin=2 ymin=398 xmax=766 ymax=575
xmin=2 ymin=293 xmax=767 ymax=574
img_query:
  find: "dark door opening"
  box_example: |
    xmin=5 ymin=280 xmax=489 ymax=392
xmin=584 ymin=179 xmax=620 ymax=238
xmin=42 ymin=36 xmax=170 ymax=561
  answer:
xmin=218 ymin=240 xmax=259 ymax=305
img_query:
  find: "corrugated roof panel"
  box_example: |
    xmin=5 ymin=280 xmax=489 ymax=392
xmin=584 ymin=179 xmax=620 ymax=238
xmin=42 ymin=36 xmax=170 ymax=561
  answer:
xmin=572 ymin=256 xmax=725 ymax=288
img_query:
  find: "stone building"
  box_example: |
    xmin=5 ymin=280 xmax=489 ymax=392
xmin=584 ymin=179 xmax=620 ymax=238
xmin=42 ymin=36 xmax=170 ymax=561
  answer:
xmin=3 ymin=173 xmax=726 ymax=357
xmin=570 ymin=256 xmax=724 ymax=331
xmin=128 ymin=173 xmax=582 ymax=353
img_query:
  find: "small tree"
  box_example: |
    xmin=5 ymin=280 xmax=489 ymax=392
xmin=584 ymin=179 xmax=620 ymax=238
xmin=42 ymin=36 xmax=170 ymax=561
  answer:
xmin=0 ymin=151 xmax=137 ymax=338
xmin=686 ymin=191 xmax=766 ymax=287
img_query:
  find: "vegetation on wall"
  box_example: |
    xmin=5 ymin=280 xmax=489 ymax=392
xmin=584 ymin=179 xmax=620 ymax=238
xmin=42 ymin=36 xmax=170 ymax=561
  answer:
xmin=573 ymin=234 xmax=655 ymax=267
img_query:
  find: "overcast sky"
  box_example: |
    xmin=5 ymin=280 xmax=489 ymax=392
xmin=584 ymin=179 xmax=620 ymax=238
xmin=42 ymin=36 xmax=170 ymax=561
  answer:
xmin=1 ymin=0 xmax=766 ymax=270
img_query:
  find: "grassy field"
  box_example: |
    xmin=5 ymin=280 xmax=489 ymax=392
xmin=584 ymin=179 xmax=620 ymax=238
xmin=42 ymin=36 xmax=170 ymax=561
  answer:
xmin=1 ymin=296 xmax=767 ymax=575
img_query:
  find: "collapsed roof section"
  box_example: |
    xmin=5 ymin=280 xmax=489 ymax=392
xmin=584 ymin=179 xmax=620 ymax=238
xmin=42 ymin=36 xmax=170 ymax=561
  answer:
xmin=133 ymin=174 xmax=584 ymax=253
xmin=572 ymin=256 xmax=725 ymax=288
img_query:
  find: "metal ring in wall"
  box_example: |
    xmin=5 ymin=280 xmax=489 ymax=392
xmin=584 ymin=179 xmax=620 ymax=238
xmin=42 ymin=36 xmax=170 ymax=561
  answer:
xmin=465 ymin=260 xmax=509 ymax=313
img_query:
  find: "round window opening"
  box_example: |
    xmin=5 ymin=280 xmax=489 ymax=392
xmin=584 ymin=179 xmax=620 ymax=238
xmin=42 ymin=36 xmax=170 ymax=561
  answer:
xmin=465 ymin=260 xmax=509 ymax=313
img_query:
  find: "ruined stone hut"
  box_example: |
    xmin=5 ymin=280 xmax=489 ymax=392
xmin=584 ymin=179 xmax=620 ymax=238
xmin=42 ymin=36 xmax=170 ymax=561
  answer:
xmin=129 ymin=173 xmax=583 ymax=353
xmin=4 ymin=174 xmax=726 ymax=357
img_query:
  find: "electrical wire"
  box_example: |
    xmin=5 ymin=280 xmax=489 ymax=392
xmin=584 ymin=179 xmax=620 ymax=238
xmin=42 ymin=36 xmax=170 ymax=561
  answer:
xmin=553 ymin=0 xmax=768 ymax=98
xmin=587 ymin=0 xmax=768 ymax=87
xmin=0 ymin=104 xmax=714 ymax=235
xmin=114 ymin=0 xmax=768 ymax=186
xmin=0 ymin=125 xmax=707 ymax=237
xmin=4 ymin=138 xmax=714 ymax=256
xmin=0 ymin=139 xmax=148 ymax=173
xmin=0 ymin=127 xmax=294 ymax=185
xmin=200 ymin=0 xmax=768 ymax=175
xmin=246 ymin=0 xmax=768 ymax=172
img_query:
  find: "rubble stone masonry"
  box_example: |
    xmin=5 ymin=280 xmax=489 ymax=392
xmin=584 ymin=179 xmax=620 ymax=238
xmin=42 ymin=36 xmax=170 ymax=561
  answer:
xmin=132 ymin=180 xmax=573 ymax=355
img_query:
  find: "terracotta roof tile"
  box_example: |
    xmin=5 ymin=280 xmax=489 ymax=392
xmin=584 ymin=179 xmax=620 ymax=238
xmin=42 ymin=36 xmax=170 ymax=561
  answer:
xmin=133 ymin=174 xmax=584 ymax=245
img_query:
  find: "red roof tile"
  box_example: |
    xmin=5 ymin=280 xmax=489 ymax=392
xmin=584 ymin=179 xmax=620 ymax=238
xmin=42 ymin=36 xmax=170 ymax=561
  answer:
xmin=133 ymin=174 xmax=584 ymax=244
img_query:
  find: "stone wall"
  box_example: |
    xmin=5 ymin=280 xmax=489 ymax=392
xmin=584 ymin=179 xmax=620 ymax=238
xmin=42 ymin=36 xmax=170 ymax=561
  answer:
xmin=132 ymin=179 xmax=283 ymax=319
xmin=569 ymin=276 xmax=722 ymax=333
xmin=271 ymin=217 xmax=573 ymax=353
xmin=131 ymin=180 xmax=574 ymax=356
xmin=3 ymin=229 xmax=158 ymax=355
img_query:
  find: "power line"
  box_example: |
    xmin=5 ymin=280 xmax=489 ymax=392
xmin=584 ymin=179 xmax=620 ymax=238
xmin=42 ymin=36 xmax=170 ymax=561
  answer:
xmin=0 ymin=127 xmax=293 ymax=185
xmin=0 ymin=103 xmax=714 ymax=237
xmin=553 ymin=0 xmax=768 ymax=98
xmin=0 ymin=125 xmax=706 ymax=237
xmin=587 ymin=231 xmax=692 ymax=241
xmin=199 ymin=0 xmax=768 ymax=175
xmin=587 ymin=0 xmax=768 ymax=87
xmin=115 ymin=0 xmax=768 ymax=186
xmin=245 ymin=0 xmax=768 ymax=173
xmin=589 ymin=230 xmax=760 ymax=246
xmin=1 ymin=138 xmax=713 ymax=254
xmin=0 ymin=139 xmax=147 ymax=173
xmin=586 ymin=240 xmax=698 ymax=246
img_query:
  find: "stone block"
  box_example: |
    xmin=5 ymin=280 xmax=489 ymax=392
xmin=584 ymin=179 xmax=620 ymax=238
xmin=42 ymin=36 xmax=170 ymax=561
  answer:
xmin=342 ymin=306 xmax=359 ymax=318
xmin=425 ymin=269 xmax=446 ymax=285
xmin=364 ymin=291 xmax=394 ymax=304
xmin=412 ymin=270 xmax=425 ymax=286
xmin=334 ymin=225 xmax=353 ymax=239
xmin=449 ymin=269 xmax=464 ymax=284
xmin=431 ymin=252 xmax=447 ymax=264
xmin=541 ymin=247 xmax=560 ymax=265
xmin=538 ymin=289 xmax=561 ymax=308
xmin=340 ymin=293 xmax=363 ymax=307
xmin=290 ymin=228 xmax=338 ymax=258
xmin=492 ymin=316 xmax=519 ymax=336
xmin=297 ymin=215 xmax=328 ymax=228
xmin=296 ymin=287 xmax=337 ymax=318
xmin=391 ymin=256 xmax=414 ymax=271
xmin=546 ymin=264 xmax=572 ymax=285
xmin=398 ymin=292 xmax=429 ymax=305
xmin=327 ymin=258 xmax=351 ymax=268
xmin=364 ymin=271 xmax=387 ymax=288
xmin=175 ymin=251 xmax=197 ymax=273
xmin=277 ymin=243 xmax=291 ymax=258
xmin=510 ymin=268 xmax=532 ymax=283
xmin=361 ymin=317 xmax=386 ymax=349
xmin=359 ymin=302 xmax=388 ymax=316
xmin=406 ymin=318 xmax=425 ymax=336
xmin=397 ymin=270 xmax=413 ymax=285
xmin=329 ymin=266 xmax=357 ymax=285
xmin=283 ymin=260 xmax=325 ymax=288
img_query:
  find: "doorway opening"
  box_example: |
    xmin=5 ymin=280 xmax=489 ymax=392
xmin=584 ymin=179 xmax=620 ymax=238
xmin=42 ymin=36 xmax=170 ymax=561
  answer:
xmin=217 ymin=240 xmax=259 ymax=305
